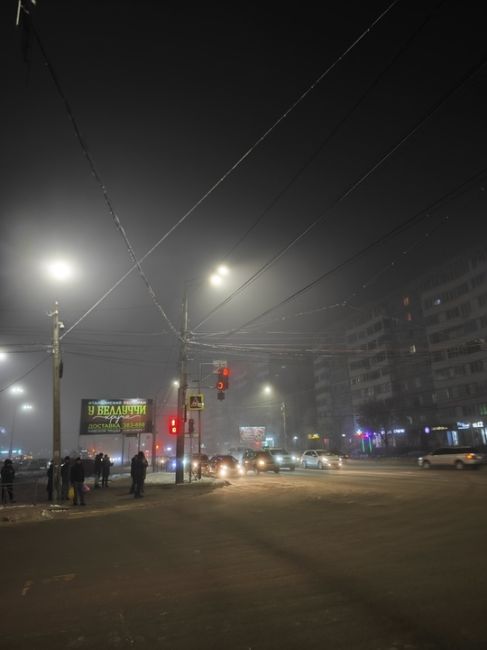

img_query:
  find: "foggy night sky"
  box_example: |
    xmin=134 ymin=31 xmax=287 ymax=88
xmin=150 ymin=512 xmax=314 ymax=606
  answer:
xmin=1 ymin=0 xmax=486 ymax=454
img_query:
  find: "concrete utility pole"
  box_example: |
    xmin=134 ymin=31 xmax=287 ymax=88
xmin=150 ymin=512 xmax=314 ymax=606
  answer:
xmin=175 ymin=291 xmax=188 ymax=485
xmin=51 ymin=302 xmax=63 ymax=501
xmin=281 ymin=401 xmax=287 ymax=449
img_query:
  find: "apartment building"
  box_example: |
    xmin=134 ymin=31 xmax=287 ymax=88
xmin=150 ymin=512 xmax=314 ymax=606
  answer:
xmin=313 ymin=242 xmax=487 ymax=450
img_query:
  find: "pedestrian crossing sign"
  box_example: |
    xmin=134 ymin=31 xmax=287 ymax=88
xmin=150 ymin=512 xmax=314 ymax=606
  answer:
xmin=188 ymin=394 xmax=204 ymax=410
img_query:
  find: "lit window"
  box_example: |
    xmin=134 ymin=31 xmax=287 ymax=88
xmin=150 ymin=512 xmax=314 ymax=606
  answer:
xmin=403 ymin=296 xmax=410 ymax=306
xmin=409 ymin=344 xmax=416 ymax=354
xmin=406 ymin=312 xmax=412 ymax=321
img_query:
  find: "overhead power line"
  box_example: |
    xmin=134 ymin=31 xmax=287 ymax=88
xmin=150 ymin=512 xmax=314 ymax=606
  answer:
xmin=17 ymin=1 xmax=399 ymax=340
xmin=222 ymin=0 xmax=444 ymax=263
xmin=196 ymin=166 xmax=487 ymax=341
xmin=193 ymin=53 xmax=487 ymax=331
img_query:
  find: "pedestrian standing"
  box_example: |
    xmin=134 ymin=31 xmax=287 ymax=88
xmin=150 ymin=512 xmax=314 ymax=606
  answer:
xmin=60 ymin=456 xmax=71 ymax=500
xmin=1 ymin=459 xmax=15 ymax=505
xmin=129 ymin=454 xmax=137 ymax=494
xmin=101 ymin=454 xmax=112 ymax=487
xmin=70 ymin=457 xmax=86 ymax=506
xmin=133 ymin=451 xmax=148 ymax=498
xmin=94 ymin=452 xmax=103 ymax=489
xmin=46 ymin=461 xmax=53 ymax=501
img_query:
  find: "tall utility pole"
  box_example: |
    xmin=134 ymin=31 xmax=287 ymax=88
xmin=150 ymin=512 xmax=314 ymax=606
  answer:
xmin=175 ymin=291 xmax=188 ymax=485
xmin=51 ymin=302 xmax=63 ymax=501
xmin=281 ymin=401 xmax=287 ymax=450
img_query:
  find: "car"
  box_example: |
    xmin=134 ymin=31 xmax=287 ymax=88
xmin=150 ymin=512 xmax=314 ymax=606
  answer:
xmin=418 ymin=446 xmax=485 ymax=470
xmin=162 ymin=456 xmax=177 ymax=471
xmin=206 ymin=455 xmax=243 ymax=478
xmin=189 ymin=453 xmax=209 ymax=474
xmin=301 ymin=449 xmax=343 ymax=469
xmin=266 ymin=448 xmax=296 ymax=470
xmin=242 ymin=449 xmax=280 ymax=474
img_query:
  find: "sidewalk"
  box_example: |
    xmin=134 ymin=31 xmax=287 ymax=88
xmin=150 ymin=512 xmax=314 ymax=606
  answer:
xmin=0 ymin=471 xmax=223 ymax=526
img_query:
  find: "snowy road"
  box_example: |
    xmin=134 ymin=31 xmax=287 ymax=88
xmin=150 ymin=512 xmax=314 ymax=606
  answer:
xmin=3 ymin=463 xmax=487 ymax=649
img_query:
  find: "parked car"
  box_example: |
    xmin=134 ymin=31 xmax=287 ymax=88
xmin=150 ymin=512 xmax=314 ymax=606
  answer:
xmin=418 ymin=447 xmax=485 ymax=470
xmin=242 ymin=449 xmax=280 ymax=474
xmin=267 ymin=448 xmax=295 ymax=470
xmin=206 ymin=455 xmax=243 ymax=478
xmin=301 ymin=450 xmax=342 ymax=469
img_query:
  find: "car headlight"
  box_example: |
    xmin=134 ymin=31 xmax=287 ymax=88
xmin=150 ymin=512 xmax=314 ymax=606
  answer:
xmin=258 ymin=459 xmax=266 ymax=466
xmin=275 ymin=456 xmax=283 ymax=463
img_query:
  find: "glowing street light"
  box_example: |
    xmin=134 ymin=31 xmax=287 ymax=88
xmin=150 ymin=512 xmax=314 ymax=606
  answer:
xmin=9 ymin=402 xmax=33 ymax=457
xmin=45 ymin=259 xmax=74 ymax=282
xmin=209 ymin=264 xmax=230 ymax=287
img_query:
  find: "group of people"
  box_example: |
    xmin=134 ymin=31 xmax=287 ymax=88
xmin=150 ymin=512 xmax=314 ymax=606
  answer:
xmin=47 ymin=455 xmax=89 ymax=505
xmin=93 ymin=452 xmax=113 ymax=489
xmin=2 ymin=450 xmax=148 ymax=507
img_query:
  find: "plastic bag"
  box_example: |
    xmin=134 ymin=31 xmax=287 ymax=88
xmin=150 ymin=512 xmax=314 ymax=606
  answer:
xmin=68 ymin=486 xmax=75 ymax=500
xmin=82 ymin=483 xmax=90 ymax=493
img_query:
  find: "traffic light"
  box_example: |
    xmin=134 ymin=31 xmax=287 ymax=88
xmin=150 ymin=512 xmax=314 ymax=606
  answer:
xmin=168 ymin=416 xmax=180 ymax=435
xmin=216 ymin=366 xmax=230 ymax=391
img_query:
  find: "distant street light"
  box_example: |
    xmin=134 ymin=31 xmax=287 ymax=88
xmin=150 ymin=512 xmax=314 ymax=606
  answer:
xmin=0 ymin=351 xmax=7 ymax=362
xmin=9 ymin=402 xmax=33 ymax=458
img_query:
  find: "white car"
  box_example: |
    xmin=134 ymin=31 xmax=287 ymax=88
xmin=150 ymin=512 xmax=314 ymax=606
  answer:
xmin=301 ymin=450 xmax=342 ymax=469
xmin=267 ymin=448 xmax=296 ymax=470
xmin=418 ymin=447 xmax=484 ymax=470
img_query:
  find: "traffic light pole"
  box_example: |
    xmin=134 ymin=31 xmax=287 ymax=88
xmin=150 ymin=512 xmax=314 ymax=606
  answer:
xmin=175 ymin=290 xmax=188 ymax=485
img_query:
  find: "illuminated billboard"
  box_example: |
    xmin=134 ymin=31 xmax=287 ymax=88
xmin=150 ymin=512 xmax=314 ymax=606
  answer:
xmin=79 ymin=398 xmax=153 ymax=435
xmin=239 ymin=426 xmax=266 ymax=445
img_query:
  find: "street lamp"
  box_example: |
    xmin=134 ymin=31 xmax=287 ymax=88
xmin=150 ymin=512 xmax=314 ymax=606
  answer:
xmin=174 ymin=266 xmax=230 ymax=484
xmin=45 ymin=258 xmax=73 ymax=501
xmin=9 ymin=402 xmax=33 ymax=458
xmin=261 ymin=384 xmax=287 ymax=449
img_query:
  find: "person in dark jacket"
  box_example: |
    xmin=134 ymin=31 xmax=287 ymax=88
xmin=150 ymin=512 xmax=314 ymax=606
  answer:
xmin=60 ymin=456 xmax=71 ymax=500
xmin=129 ymin=454 xmax=137 ymax=494
xmin=94 ymin=452 xmax=103 ymax=488
xmin=101 ymin=454 xmax=112 ymax=487
xmin=46 ymin=461 xmax=54 ymax=501
xmin=1 ymin=459 xmax=15 ymax=504
xmin=133 ymin=451 xmax=148 ymax=498
xmin=70 ymin=457 xmax=85 ymax=506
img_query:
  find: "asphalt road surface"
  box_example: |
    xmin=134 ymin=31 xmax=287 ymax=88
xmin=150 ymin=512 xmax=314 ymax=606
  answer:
xmin=2 ymin=462 xmax=487 ymax=649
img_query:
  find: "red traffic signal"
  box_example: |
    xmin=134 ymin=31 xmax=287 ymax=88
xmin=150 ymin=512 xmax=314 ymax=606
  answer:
xmin=216 ymin=366 xmax=230 ymax=391
xmin=168 ymin=416 xmax=180 ymax=435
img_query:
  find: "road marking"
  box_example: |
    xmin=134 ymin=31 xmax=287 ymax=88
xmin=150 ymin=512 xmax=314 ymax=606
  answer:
xmin=42 ymin=573 xmax=76 ymax=584
xmin=21 ymin=580 xmax=33 ymax=596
